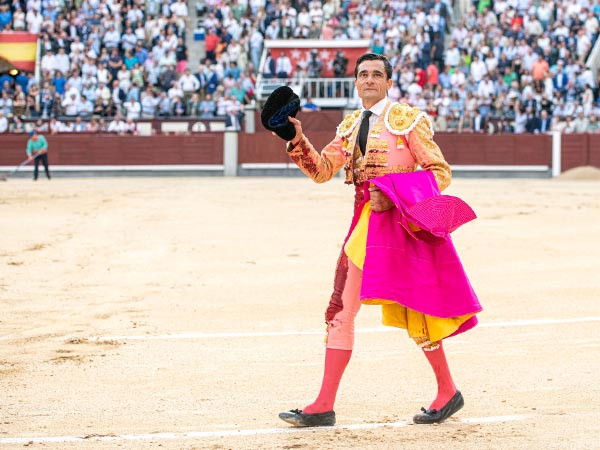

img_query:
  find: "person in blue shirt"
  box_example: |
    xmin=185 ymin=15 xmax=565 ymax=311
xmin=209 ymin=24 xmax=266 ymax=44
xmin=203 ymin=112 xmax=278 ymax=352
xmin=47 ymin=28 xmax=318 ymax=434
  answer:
xmin=301 ymin=97 xmax=320 ymax=112
xmin=134 ymin=42 xmax=149 ymax=66
xmin=0 ymin=5 xmax=12 ymax=29
xmin=15 ymin=72 xmax=30 ymax=93
xmin=224 ymin=61 xmax=242 ymax=80
xmin=53 ymin=72 xmax=66 ymax=96
xmin=26 ymin=130 xmax=51 ymax=180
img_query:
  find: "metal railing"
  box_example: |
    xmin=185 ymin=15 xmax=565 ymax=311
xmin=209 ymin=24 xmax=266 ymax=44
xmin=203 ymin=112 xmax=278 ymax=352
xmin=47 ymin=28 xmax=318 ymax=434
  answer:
xmin=256 ymin=77 xmax=358 ymax=108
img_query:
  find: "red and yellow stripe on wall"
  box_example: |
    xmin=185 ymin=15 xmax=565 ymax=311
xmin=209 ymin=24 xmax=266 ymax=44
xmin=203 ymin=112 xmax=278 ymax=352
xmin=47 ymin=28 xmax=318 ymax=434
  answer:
xmin=0 ymin=33 xmax=38 ymax=72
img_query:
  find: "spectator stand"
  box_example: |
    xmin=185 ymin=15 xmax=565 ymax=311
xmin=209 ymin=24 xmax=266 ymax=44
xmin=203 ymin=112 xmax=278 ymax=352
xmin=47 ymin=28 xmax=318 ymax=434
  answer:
xmin=1 ymin=0 xmax=599 ymax=140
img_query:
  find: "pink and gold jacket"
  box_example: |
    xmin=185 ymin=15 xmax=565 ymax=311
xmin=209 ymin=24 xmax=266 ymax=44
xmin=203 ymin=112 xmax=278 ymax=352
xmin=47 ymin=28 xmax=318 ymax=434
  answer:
xmin=287 ymin=100 xmax=451 ymax=194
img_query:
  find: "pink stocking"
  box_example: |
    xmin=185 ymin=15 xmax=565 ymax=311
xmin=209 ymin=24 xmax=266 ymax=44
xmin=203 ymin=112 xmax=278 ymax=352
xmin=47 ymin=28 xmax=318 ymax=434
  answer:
xmin=302 ymin=348 xmax=352 ymax=414
xmin=422 ymin=340 xmax=457 ymax=410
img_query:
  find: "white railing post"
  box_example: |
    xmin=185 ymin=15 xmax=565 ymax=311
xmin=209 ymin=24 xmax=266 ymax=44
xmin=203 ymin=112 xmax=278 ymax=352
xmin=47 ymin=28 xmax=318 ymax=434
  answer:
xmin=223 ymin=130 xmax=238 ymax=177
xmin=551 ymin=131 xmax=562 ymax=177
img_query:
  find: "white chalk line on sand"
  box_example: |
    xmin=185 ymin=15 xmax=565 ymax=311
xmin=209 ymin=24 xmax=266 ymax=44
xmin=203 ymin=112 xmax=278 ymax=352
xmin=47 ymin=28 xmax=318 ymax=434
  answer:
xmin=88 ymin=316 xmax=600 ymax=342
xmin=0 ymin=414 xmax=528 ymax=445
xmin=1 ymin=316 xmax=598 ymax=343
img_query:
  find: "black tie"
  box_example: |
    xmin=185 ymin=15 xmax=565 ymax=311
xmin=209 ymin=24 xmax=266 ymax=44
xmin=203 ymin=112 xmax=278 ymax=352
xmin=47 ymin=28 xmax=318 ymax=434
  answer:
xmin=358 ymin=110 xmax=372 ymax=155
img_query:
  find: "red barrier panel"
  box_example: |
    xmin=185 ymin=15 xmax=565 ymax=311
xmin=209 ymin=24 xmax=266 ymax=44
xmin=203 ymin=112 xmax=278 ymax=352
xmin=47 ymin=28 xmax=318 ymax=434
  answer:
xmin=435 ymin=133 xmax=552 ymax=166
xmin=238 ymin=131 xmax=335 ymax=164
xmin=561 ymin=134 xmax=590 ymax=172
xmin=0 ymin=134 xmax=225 ymax=166
xmin=589 ymin=134 xmax=600 ymax=168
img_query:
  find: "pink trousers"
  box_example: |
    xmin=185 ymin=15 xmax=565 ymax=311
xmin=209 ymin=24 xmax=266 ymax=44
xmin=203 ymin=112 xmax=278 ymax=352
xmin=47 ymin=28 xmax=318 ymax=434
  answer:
xmin=326 ymin=260 xmax=362 ymax=350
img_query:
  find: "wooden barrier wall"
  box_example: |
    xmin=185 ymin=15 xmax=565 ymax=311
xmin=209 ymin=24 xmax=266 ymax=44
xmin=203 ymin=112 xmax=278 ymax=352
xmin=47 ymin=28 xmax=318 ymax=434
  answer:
xmin=0 ymin=127 xmax=598 ymax=172
xmin=0 ymin=134 xmax=225 ymax=166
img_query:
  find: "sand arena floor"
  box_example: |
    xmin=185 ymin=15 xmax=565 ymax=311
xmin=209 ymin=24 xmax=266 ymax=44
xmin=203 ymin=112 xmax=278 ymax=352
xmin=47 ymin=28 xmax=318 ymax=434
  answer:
xmin=0 ymin=175 xmax=599 ymax=450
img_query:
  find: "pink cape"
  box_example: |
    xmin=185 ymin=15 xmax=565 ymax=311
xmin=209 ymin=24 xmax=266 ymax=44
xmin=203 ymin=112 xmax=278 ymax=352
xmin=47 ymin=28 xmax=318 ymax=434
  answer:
xmin=361 ymin=172 xmax=482 ymax=334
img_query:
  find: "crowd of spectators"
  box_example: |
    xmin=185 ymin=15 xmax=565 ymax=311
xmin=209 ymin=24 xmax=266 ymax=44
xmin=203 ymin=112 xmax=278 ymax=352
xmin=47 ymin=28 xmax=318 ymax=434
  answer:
xmin=0 ymin=0 xmax=253 ymax=133
xmin=378 ymin=0 xmax=600 ymax=133
xmin=0 ymin=0 xmax=599 ymax=134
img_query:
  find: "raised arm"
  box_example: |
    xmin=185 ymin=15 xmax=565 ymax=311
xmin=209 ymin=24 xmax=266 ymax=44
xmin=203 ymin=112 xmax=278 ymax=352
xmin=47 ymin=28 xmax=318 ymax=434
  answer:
xmin=285 ymin=117 xmax=346 ymax=184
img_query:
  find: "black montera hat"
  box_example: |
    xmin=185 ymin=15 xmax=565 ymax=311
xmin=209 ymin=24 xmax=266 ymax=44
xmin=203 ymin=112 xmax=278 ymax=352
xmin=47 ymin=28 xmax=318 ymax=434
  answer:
xmin=261 ymin=86 xmax=300 ymax=141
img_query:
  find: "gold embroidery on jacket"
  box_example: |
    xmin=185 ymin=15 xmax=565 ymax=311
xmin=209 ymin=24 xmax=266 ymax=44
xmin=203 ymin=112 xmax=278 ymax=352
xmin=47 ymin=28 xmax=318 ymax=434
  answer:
xmin=336 ymin=110 xmax=362 ymax=137
xmin=386 ymin=103 xmax=421 ymax=132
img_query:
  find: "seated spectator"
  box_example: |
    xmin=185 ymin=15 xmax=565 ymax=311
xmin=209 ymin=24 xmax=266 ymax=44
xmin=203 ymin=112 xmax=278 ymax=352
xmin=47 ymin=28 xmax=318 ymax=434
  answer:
xmin=34 ymin=118 xmax=48 ymax=133
xmin=62 ymin=93 xmax=79 ymax=117
xmin=107 ymin=113 xmax=127 ymax=134
xmin=472 ymin=109 xmax=488 ymax=133
xmin=97 ymin=119 xmax=108 ymax=132
xmin=198 ymin=94 xmax=216 ymax=118
xmin=92 ymin=97 xmax=109 ymax=118
xmin=103 ymin=24 xmax=121 ymax=51
xmin=187 ymin=93 xmax=200 ymax=116
xmin=588 ymin=116 xmax=599 ymax=133
xmin=178 ymin=68 xmax=200 ymax=102
xmin=121 ymin=27 xmax=138 ymax=53
xmin=225 ymin=95 xmax=243 ymax=131
xmin=124 ymin=118 xmax=138 ymax=135
xmin=563 ymin=116 xmax=577 ymax=134
xmin=9 ymin=116 xmax=25 ymax=133
xmin=123 ymin=49 xmax=139 ymax=70
xmin=54 ymin=47 xmax=70 ymax=77
xmin=0 ymin=91 xmax=13 ymax=115
xmin=534 ymin=110 xmax=552 ymax=133
xmin=107 ymin=48 xmax=123 ymax=80
xmin=97 ymin=62 xmax=112 ymax=86
xmin=159 ymin=64 xmax=177 ymax=91
xmin=86 ymin=119 xmax=100 ymax=132
xmin=134 ymin=42 xmax=149 ymax=66
xmin=111 ymin=79 xmax=127 ymax=112
xmin=434 ymin=112 xmax=448 ymax=132
xmin=172 ymin=96 xmax=186 ymax=116
xmin=53 ymin=71 xmax=66 ymax=96
xmin=573 ymin=111 xmax=589 ymax=133
xmin=116 ymin=64 xmax=132 ymax=92
xmin=275 ymin=51 xmax=292 ymax=78
xmin=301 ymin=97 xmax=320 ymax=112
xmin=458 ymin=110 xmax=474 ymax=133
xmin=0 ymin=111 xmax=7 ymax=133
xmin=48 ymin=117 xmax=60 ymax=134
xmin=77 ymin=94 xmax=94 ymax=118
xmin=160 ymin=49 xmax=178 ymax=70
xmin=124 ymin=97 xmax=141 ymax=120
xmin=168 ymin=80 xmax=184 ymax=101
xmin=229 ymin=80 xmax=249 ymax=104
xmin=157 ymin=92 xmax=172 ymax=117
xmin=0 ymin=4 xmax=12 ymax=30
xmin=57 ymin=119 xmax=73 ymax=133
xmin=13 ymin=5 xmax=25 ymax=30
xmin=26 ymin=85 xmax=40 ymax=118
xmin=141 ymin=89 xmax=159 ymax=118
xmin=73 ymin=116 xmax=87 ymax=132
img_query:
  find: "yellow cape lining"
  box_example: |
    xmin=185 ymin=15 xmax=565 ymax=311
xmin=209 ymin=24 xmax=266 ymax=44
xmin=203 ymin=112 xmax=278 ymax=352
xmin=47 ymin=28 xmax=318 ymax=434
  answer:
xmin=344 ymin=202 xmax=474 ymax=342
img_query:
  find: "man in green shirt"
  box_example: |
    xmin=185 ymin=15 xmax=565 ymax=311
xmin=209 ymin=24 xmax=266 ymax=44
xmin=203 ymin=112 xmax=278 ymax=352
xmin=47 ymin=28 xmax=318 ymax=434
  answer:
xmin=26 ymin=130 xmax=51 ymax=180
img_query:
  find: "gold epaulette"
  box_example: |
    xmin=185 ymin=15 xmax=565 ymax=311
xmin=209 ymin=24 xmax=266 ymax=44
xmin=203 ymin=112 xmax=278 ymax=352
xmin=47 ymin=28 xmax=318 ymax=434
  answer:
xmin=336 ymin=109 xmax=362 ymax=138
xmin=384 ymin=103 xmax=434 ymax=136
